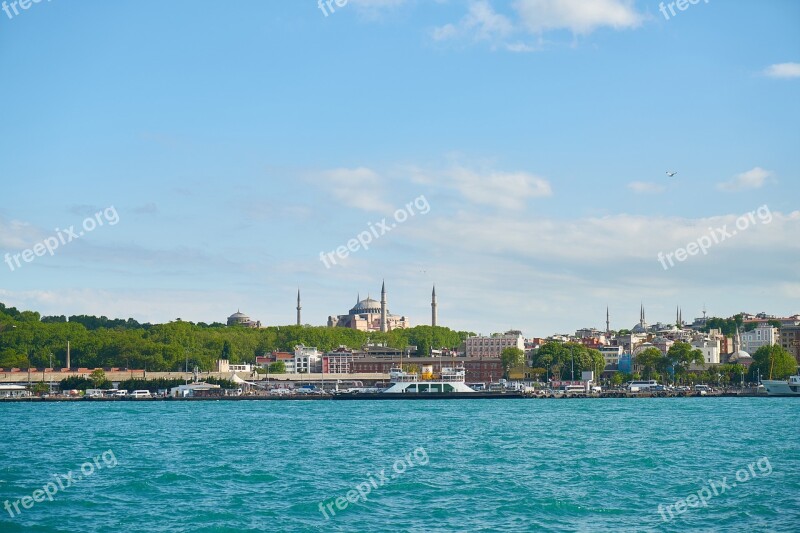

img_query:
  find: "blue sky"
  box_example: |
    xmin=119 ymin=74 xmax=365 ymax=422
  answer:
xmin=1 ymin=0 xmax=798 ymax=336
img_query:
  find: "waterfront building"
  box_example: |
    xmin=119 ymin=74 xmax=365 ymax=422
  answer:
xmin=465 ymin=331 xmax=525 ymax=358
xmin=255 ymin=355 xmax=274 ymax=368
xmin=294 ymin=344 xmax=321 ymax=373
xmin=322 ymin=346 xmax=356 ymax=374
xmin=779 ymin=325 xmax=800 ymax=365
xmin=357 ymin=343 xmax=416 ymax=358
xmin=691 ymin=336 xmax=721 ymax=365
xmin=651 ymin=336 xmax=674 ymax=355
xmin=327 ymin=282 xmax=409 ymax=332
xmin=741 ymin=323 xmax=778 ymax=353
xmin=257 ymin=352 xmax=307 ymax=371
xmin=599 ymin=345 xmax=623 ymax=372
xmin=349 ymin=356 xmax=503 ymax=384
xmin=170 ymin=382 xmax=222 ymax=398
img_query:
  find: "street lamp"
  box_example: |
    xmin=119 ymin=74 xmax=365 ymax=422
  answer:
xmin=570 ymin=345 xmax=575 ymax=382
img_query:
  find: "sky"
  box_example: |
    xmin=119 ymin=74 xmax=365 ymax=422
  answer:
xmin=1 ymin=0 xmax=798 ymax=337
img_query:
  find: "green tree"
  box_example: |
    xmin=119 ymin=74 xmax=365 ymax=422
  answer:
xmin=666 ymin=342 xmax=705 ymax=383
xmin=501 ymin=347 xmax=525 ymax=376
xmin=530 ymin=367 xmax=547 ymax=381
xmin=611 ymin=372 xmax=631 ymax=386
xmin=634 ymin=347 xmax=663 ymax=379
xmin=89 ymin=368 xmax=108 ymax=388
xmin=268 ymin=361 xmax=286 ymax=374
xmin=751 ymin=345 xmax=797 ymax=380
xmin=31 ymin=382 xmax=49 ymax=395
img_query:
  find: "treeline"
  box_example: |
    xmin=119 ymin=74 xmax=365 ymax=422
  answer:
xmin=0 ymin=302 xmax=474 ymax=372
xmin=59 ymin=375 xmax=238 ymax=392
xmin=699 ymin=315 xmax=783 ymax=336
xmin=529 ymin=342 xmax=605 ymax=381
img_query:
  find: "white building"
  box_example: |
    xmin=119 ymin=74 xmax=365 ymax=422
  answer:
xmin=0 ymin=385 xmax=31 ymax=398
xmin=169 ymin=382 xmax=221 ymax=398
xmin=294 ymin=344 xmax=321 ymax=373
xmin=465 ymin=331 xmax=525 ymax=358
xmin=691 ymin=336 xmax=721 ymax=365
xmin=741 ymin=323 xmax=778 ymax=354
xmin=598 ymin=345 xmax=623 ymax=368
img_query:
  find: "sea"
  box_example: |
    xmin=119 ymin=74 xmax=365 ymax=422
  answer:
xmin=1 ymin=397 xmax=798 ymax=532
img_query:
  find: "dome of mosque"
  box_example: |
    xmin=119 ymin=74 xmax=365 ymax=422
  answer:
xmin=350 ymin=298 xmax=383 ymax=315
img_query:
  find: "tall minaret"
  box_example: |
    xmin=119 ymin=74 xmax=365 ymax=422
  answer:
xmin=676 ymin=306 xmax=680 ymax=328
xmin=431 ymin=286 xmax=438 ymax=327
xmin=296 ymin=289 xmax=302 ymax=326
xmin=606 ymin=306 xmax=610 ymax=335
xmin=380 ymin=280 xmax=387 ymax=333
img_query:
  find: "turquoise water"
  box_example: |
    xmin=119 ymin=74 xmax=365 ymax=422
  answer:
xmin=1 ymin=398 xmax=798 ymax=532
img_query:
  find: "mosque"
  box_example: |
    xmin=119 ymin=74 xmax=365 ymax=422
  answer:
xmin=318 ymin=282 xmax=438 ymax=332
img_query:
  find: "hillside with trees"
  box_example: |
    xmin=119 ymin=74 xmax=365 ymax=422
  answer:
xmin=0 ymin=302 xmax=474 ymax=372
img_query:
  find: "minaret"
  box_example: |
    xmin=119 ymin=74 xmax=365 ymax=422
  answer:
xmin=606 ymin=306 xmax=610 ymax=335
xmin=380 ymin=280 xmax=387 ymax=332
xmin=431 ymin=286 xmax=438 ymax=327
xmin=676 ymin=306 xmax=680 ymax=328
xmin=296 ymin=289 xmax=302 ymax=326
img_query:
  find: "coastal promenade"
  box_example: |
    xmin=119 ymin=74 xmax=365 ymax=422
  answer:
xmin=0 ymin=370 xmax=389 ymax=384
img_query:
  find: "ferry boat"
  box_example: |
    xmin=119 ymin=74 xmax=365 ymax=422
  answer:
xmin=382 ymin=365 xmax=476 ymax=394
xmin=761 ymin=375 xmax=800 ymax=396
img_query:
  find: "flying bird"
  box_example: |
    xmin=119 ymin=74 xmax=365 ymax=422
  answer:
xmin=666 ymin=171 xmax=677 ymax=177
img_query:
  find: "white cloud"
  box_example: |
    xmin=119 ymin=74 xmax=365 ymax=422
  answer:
xmin=717 ymin=167 xmax=772 ymax=192
xmin=431 ymin=23 xmax=458 ymax=41
xmin=763 ymin=62 xmax=800 ymax=79
xmin=431 ymin=0 xmax=642 ymax=51
xmin=505 ymin=41 xmax=539 ymax=53
xmin=317 ymin=167 xmax=393 ymax=212
xmin=446 ymin=165 xmax=552 ymax=209
xmin=0 ymin=218 xmax=43 ymax=249
xmin=463 ymin=1 xmax=514 ymax=40
xmin=431 ymin=1 xmax=513 ymax=44
xmin=513 ymin=0 xmax=643 ymax=34
xmin=393 ymin=208 xmax=800 ymax=334
xmin=628 ymin=181 xmax=666 ymax=194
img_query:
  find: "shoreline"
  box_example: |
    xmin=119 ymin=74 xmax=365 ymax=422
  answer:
xmin=0 ymin=392 xmax=777 ymax=402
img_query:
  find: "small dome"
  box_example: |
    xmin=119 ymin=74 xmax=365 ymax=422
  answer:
xmin=729 ymin=350 xmax=752 ymax=362
xmin=632 ymin=323 xmax=648 ymax=334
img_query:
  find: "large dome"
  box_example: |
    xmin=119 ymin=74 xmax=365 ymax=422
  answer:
xmin=350 ymin=298 xmax=383 ymax=315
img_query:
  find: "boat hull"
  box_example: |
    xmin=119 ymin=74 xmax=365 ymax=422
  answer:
xmin=761 ymin=379 xmax=800 ymax=396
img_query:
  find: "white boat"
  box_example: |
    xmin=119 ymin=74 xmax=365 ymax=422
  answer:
xmin=762 ymin=375 xmax=800 ymax=396
xmin=382 ymin=365 xmax=476 ymax=394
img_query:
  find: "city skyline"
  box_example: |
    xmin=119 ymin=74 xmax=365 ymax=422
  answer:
xmin=1 ymin=1 xmax=798 ymax=335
